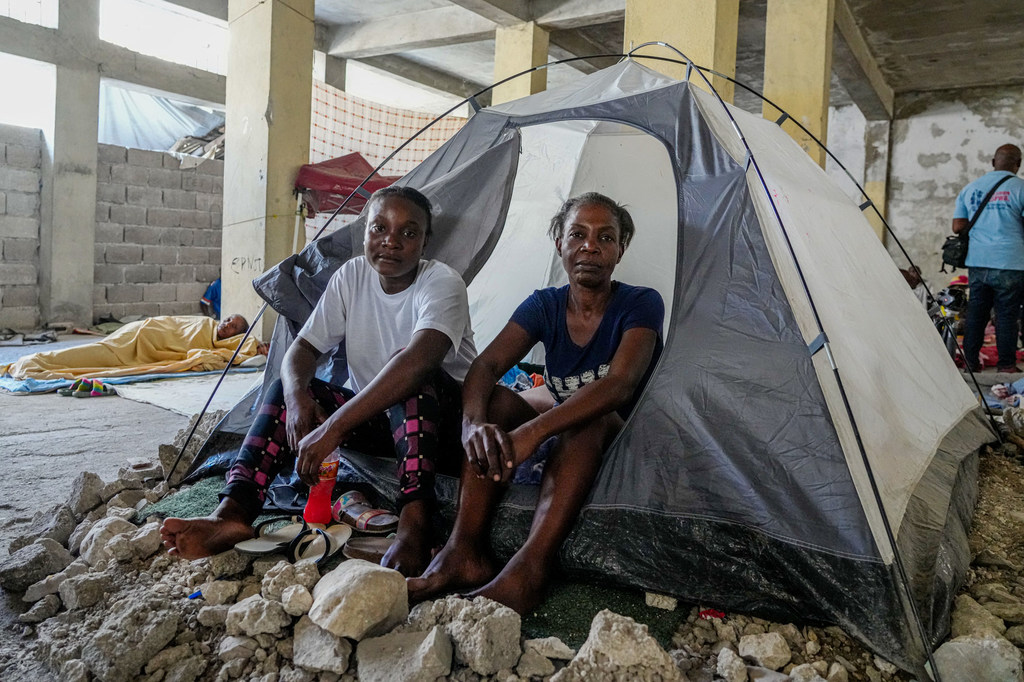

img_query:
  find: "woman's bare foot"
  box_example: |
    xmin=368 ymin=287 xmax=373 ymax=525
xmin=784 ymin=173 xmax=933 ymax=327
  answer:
xmin=159 ymin=499 xmax=254 ymax=560
xmin=381 ymin=500 xmax=435 ymax=577
xmin=466 ymin=552 xmax=549 ymax=614
xmin=406 ymin=539 xmax=496 ymax=603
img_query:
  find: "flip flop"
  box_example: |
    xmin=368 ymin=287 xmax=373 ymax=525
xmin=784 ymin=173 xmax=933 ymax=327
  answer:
xmin=342 ymin=536 xmax=397 ymax=564
xmin=234 ymin=516 xmax=308 ymax=555
xmin=332 ymin=491 xmax=399 ymax=535
xmin=58 ymin=379 xmax=91 ymax=397
xmin=74 ymin=379 xmax=116 ymax=397
xmin=288 ymin=524 xmax=353 ymax=566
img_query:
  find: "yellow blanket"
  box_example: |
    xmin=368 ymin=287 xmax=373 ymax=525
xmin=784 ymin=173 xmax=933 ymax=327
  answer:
xmin=2 ymin=316 xmax=261 ymax=380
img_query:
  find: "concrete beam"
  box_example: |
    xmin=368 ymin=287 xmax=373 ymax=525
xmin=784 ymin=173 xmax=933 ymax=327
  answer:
xmin=549 ymin=30 xmax=620 ymax=74
xmin=534 ymin=0 xmax=625 ymax=30
xmin=447 ymin=0 xmax=530 ymax=26
xmin=163 ymin=0 xmax=228 ymax=22
xmin=0 ymin=16 xmax=56 ymax=64
xmin=358 ymin=55 xmax=492 ymax=107
xmin=833 ymin=0 xmax=893 ymax=120
xmin=327 ymin=7 xmax=495 ymax=59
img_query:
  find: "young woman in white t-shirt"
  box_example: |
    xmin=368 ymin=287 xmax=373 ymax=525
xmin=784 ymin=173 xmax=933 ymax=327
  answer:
xmin=160 ymin=187 xmax=476 ymax=576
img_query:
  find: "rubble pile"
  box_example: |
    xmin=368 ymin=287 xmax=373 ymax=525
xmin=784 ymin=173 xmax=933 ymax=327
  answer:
xmin=0 ymin=443 xmax=1020 ymax=681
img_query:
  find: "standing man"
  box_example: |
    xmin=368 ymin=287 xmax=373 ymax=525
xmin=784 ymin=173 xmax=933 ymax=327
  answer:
xmin=954 ymin=144 xmax=1024 ymax=373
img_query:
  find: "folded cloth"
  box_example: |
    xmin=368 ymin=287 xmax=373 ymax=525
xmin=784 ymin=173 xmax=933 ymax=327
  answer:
xmin=2 ymin=315 xmax=261 ymax=380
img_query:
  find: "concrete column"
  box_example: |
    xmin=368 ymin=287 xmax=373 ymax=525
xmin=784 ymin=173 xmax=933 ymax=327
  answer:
xmin=492 ymin=22 xmax=549 ymax=105
xmin=222 ymin=0 xmax=314 ymax=337
xmin=39 ymin=0 xmax=100 ymax=325
xmin=623 ymin=0 xmax=739 ymax=102
xmin=324 ymin=55 xmax=347 ymax=91
xmin=762 ymin=0 xmax=835 ymax=167
xmin=863 ymin=119 xmax=890 ymax=242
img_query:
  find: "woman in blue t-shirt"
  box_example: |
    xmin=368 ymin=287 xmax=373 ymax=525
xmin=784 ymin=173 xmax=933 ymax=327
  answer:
xmin=409 ymin=192 xmax=664 ymax=612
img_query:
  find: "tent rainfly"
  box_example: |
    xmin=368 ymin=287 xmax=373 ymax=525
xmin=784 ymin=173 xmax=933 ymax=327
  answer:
xmin=202 ymin=59 xmax=993 ymax=674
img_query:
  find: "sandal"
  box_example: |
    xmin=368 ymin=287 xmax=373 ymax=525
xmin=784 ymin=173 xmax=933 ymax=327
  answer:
xmin=58 ymin=379 xmax=91 ymax=397
xmin=288 ymin=524 xmax=353 ymax=566
xmin=341 ymin=536 xmax=396 ymax=564
xmin=234 ymin=516 xmax=309 ymax=555
xmin=332 ymin=491 xmax=399 ymax=535
xmin=74 ymin=379 xmax=116 ymax=397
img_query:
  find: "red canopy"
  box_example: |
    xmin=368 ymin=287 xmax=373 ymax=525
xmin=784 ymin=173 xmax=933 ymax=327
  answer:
xmin=295 ymin=152 xmax=400 ymax=217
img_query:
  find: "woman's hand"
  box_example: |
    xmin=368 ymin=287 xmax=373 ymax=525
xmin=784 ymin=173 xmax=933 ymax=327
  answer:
xmin=462 ymin=419 xmax=516 ymax=483
xmin=296 ymin=421 xmax=344 ymax=487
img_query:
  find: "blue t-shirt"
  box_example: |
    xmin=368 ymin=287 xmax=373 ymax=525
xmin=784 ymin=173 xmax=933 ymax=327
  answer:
xmin=510 ymin=282 xmax=664 ymax=418
xmin=955 ymin=170 xmax=1024 ymax=270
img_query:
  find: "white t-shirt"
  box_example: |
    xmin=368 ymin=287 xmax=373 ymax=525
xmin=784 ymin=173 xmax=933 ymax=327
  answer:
xmin=297 ymin=257 xmax=477 ymax=391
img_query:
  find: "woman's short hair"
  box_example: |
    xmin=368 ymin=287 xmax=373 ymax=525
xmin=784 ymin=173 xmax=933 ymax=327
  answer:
xmin=368 ymin=186 xmax=434 ymax=236
xmin=547 ymin=192 xmax=636 ymax=250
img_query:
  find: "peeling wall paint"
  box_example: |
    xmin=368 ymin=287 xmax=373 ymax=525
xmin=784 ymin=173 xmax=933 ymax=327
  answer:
xmin=825 ymin=103 xmax=868 ymax=202
xmin=886 ymin=85 xmax=1024 ymax=290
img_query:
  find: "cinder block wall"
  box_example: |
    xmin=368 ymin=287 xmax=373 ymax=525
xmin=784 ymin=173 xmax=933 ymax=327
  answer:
xmin=0 ymin=124 xmax=42 ymax=330
xmin=94 ymin=146 xmax=223 ymax=321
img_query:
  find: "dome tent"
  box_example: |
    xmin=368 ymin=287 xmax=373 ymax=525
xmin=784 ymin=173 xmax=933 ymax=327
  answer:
xmin=196 ymin=57 xmax=993 ymax=675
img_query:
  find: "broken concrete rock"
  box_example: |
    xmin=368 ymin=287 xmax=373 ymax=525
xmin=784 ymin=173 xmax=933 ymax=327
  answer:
xmin=933 ymin=635 xmax=1024 ymax=682
xmin=79 ymin=517 xmax=137 ymax=566
xmin=789 ymin=663 xmax=828 ymax=682
xmin=982 ymin=601 xmax=1024 ymax=624
xmin=1006 ymin=625 xmax=1024 ymax=647
xmin=262 ymin=558 xmax=320 ymax=601
xmin=59 ymin=573 xmax=112 ymax=609
xmin=61 ymin=659 xmax=90 ymax=682
xmin=119 ymin=458 xmax=163 ymax=483
xmin=0 ymin=537 xmax=74 ymax=592
xmin=738 ymin=632 xmax=791 ymax=670
xmin=108 ymin=488 xmax=147 ymax=510
xmin=717 ymin=646 xmax=748 ymax=682
xmin=23 ymin=559 xmax=88 ymax=602
xmin=145 ymin=643 xmax=191 ymax=674
xmin=9 ymin=503 xmax=77 ymax=553
xmin=68 ymin=518 xmax=96 ymax=556
xmin=292 ymin=615 xmax=352 ymax=674
xmin=309 ymin=559 xmax=408 ymax=641
xmin=132 ymin=521 xmax=163 ymax=559
xmin=219 ymin=635 xmax=259 ymax=661
xmin=282 ymin=584 xmax=313 ymax=617
xmin=198 ymin=604 xmax=230 ymax=627
xmin=106 ymin=533 xmax=134 ymax=562
xmin=201 ymin=579 xmax=241 ymax=606
xmin=68 ymin=472 xmax=104 ymax=519
xmin=201 ymin=549 xmax=252 ymax=578
xmin=357 ymin=625 xmax=452 ymax=682
xmin=405 ymin=596 xmax=521 ymax=676
xmin=550 ymin=610 xmax=680 ymax=682
xmin=19 ymin=593 xmax=61 ymax=623
xmin=517 ymin=648 xmax=556 ymax=679
xmin=226 ymin=594 xmax=292 ymax=637
xmin=952 ymin=594 xmax=1008 ymax=637
xmin=524 ymin=636 xmax=575 ymax=660
xmin=81 ymin=596 xmax=179 ymax=681
xmin=747 ymin=667 xmax=789 ymax=681
xmin=972 ymin=582 xmax=1020 ymax=604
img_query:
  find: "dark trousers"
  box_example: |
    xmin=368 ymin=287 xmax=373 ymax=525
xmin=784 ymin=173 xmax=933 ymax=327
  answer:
xmin=221 ymin=374 xmax=463 ymax=520
xmin=964 ymin=266 xmax=1024 ymax=369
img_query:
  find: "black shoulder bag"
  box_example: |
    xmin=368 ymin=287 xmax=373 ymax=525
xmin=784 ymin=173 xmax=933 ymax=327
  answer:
xmin=941 ymin=175 xmax=1012 ymax=272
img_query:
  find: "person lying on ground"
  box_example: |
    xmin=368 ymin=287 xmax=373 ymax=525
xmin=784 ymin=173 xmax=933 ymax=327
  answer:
xmin=160 ymin=186 xmax=477 ymax=576
xmin=408 ymin=192 xmax=664 ymax=613
xmin=2 ymin=314 xmax=267 ymax=381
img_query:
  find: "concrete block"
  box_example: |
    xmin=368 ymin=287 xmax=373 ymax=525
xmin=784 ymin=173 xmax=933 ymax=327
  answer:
xmin=127 ymin=186 xmax=163 ymax=207
xmin=95 ymin=223 xmax=124 ymax=244
xmin=5 ymin=144 xmax=41 ymax=169
xmin=110 ymin=164 xmax=148 ymax=186
xmin=127 ymin=149 xmax=164 ymax=168
xmin=105 ymin=244 xmax=143 ymax=264
xmin=94 ymin=265 xmax=124 ymax=285
xmin=95 ymin=163 xmax=111 ymax=183
xmin=123 ymin=264 xmax=161 ymax=283
xmin=97 ymin=183 xmax=127 ymax=204
xmin=147 ymin=208 xmax=181 ymax=227
xmin=197 ymin=159 xmax=224 ymax=176
xmin=162 ymin=189 xmax=195 ymax=210
xmin=97 ymin=145 xmax=127 ymax=164
xmin=0 ymin=216 xmax=38 ymax=239
xmin=196 ymin=193 xmax=222 ymax=212
xmin=159 ymin=227 xmax=193 ymax=246
xmin=122 ymin=302 xmax=157 ymax=317
xmin=95 ymin=202 xmax=110 ymax=223
xmin=123 ymin=225 xmax=162 ymax=245
xmin=180 ymin=210 xmax=211 ymax=229
xmin=2 ymin=285 xmax=37 ymax=308
xmin=0 ymin=306 xmax=39 ymax=330
xmin=143 ymin=283 xmax=178 ymax=302
xmin=110 ymin=205 xmax=146 ymax=224
xmin=192 ymin=230 xmax=221 ymax=247
xmin=142 ymin=245 xmax=178 ymax=264
xmin=93 ymin=303 xmax=125 ymax=321
xmin=0 ymin=124 xmax=41 ymax=147
xmin=176 ymin=282 xmax=208 ymax=302
xmin=182 ymin=174 xmax=217 ymax=193
xmin=0 ymin=167 xmax=40 ymax=193
xmin=3 ymin=238 xmax=38 ymax=262
xmin=196 ymin=264 xmax=221 ymax=282
xmin=0 ymin=263 xmax=36 ymax=285
xmin=106 ymin=284 xmax=143 ymax=303
xmin=177 ymin=246 xmax=208 ymax=265
xmin=163 ymin=155 xmax=181 ymax=169
xmin=94 ymin=285 xmax=106 ymax=304
xmin=94 ymin=243 xmax=105 ymax=263
xmin=211 ymin=211 xmax=222 ymax=228
xmin=5 ymin=192 xmax=38 ymax=217
xmin=0 ymin=191 xmax=6 ymax=213
xmin=160 ymin=265 xmax=196 ymax=283
xmin=147 ymin=168 xmax=181 ymax=189
xmin=159 ymin=301 xmax=199 ymax=316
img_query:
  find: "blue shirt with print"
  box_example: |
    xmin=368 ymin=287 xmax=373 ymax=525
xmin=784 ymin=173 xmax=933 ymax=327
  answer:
xmin=955 ymin=170 xmax=1024 ymax=271
xmin=510 ymin=282 xmax=664 ymax=419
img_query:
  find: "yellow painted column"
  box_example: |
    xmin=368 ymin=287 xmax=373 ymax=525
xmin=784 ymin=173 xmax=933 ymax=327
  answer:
xmin=492 ymin=22 xmax=549 ymax=105
xmin=863 ymin=120 xmax=890 ymax=242
xmin=762 ymin=0 xmax=835 ymax=167
xmin=624 ymin=0 xmax=739 ymax=102
xmin=222 ymin=0 xmax=314 ymax=338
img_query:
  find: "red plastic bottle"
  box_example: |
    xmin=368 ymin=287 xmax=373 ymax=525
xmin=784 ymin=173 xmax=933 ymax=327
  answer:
xmin=303 ymin=451 xmax=339 ymax=524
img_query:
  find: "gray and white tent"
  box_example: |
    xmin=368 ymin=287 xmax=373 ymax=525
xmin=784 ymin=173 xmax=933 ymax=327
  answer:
xmin=204 ymin=59 xmax=993 ymax=673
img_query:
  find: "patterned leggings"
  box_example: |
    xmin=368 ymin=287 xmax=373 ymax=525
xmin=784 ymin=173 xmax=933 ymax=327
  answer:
xmin=221 ymin=373 xmax=462 ymax=520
